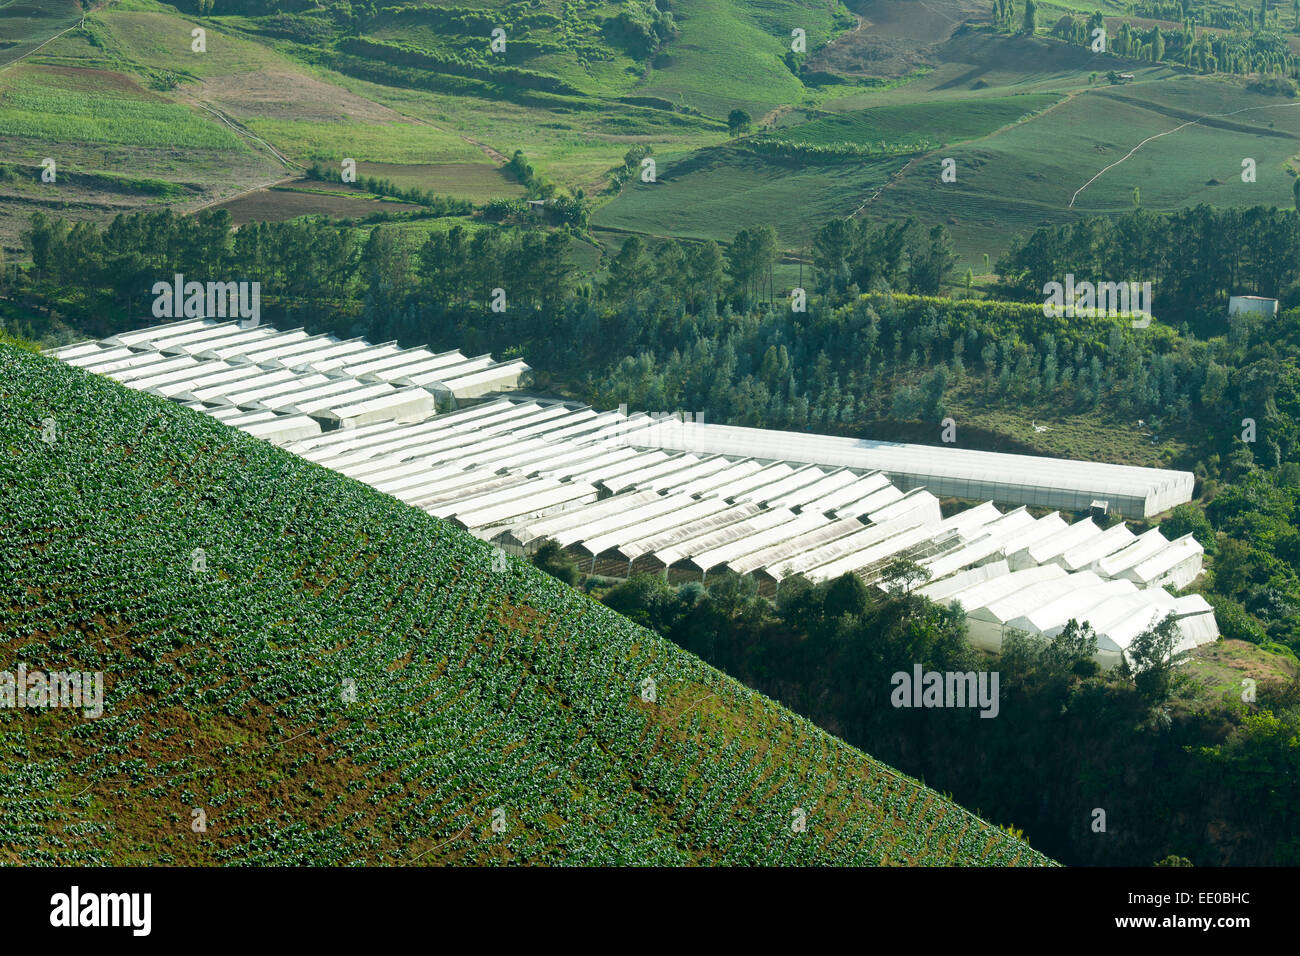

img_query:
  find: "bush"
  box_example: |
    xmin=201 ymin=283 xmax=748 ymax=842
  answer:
xmin=531 ymin=539 xmax=578 ymax=585
xmin=1247 ymin=76 xmax=1297 ymax=97
xmin=1159 ymin=503 xmax=1217 ymax=553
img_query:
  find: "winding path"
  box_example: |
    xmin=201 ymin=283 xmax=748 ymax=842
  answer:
xmin=1069 ymin=99 xmax=1300 ymax=207
xmin=0 ymin=0 xmax=116 ymax=72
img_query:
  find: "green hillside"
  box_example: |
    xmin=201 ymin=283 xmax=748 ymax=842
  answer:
xmin=0 ymin=344 xmax=1051 ymax=866
xmin=8 ymin=0 xmax=1300 ymax=267
xmin=0 ymin=0 xmax=84 ymax=67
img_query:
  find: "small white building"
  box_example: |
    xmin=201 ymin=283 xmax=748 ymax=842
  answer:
xmin=1228 ymin=295 xmax=1278 ymax=318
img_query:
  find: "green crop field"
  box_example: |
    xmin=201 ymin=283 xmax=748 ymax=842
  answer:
xmin=327 ymin=72 xmax=728 ymax=190
xmin=75 ymin=7 xmax=288 ymax=79
xmin=240 ymin=118 xmax=488 ymax=166
xmin=0 ymin=69 xmax=243 ymax=149
xmin=0 ymin=344 xmax=1052 ymax=866
xmin=773 ymin=93 xmax=1063 ymax=147
xmin=867 ymin=75 xmax=1300 ymax=265
xmin=593 ymin=148 xmax=907 ymax=245
xmin=5 ymin=0 xmax=1300 ymax=270
xmin=0 ymin=0 xmax=83 ymax=67
xmin=632 ymin=0 xmax=853 ymax=116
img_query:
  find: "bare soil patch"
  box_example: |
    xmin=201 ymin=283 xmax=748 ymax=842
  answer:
xmin=209 ymin=183 xmax=404 ymax=224
xmin=194 ymin=68 xmax=404 ymax=124
xmin=12 ymin=63 xmax=161 ymax=97
xmin=813 ymin=0 xmax=985 ymax=77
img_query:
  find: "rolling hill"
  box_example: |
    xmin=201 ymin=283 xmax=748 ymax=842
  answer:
xmin=0 ymin=342 xmax=1052 ymax=865
xmin=6 ymin=0 xmax=1300 ymax=271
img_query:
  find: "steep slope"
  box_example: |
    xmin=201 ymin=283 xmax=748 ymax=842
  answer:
xmin=0 ymin=344 xmax=1051 ymax=865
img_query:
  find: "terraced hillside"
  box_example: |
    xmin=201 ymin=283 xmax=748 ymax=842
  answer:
xmin=0 ymin=344 xmax=1052 ymax=866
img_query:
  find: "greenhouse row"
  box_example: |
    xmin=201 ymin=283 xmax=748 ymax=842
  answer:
xmin=54 ymin=319 xmax=1217 ymax=667
xmin=286 ymin=398 xmax=1219 ymax=663
xmin=53 ymin=318 xmax=531 ymax=417
xmin=612 ymin=416 xmax=1195 ymax=518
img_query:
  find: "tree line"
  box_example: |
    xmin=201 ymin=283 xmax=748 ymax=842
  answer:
xmin=993 ymin=205 xmax=1300 ymax=336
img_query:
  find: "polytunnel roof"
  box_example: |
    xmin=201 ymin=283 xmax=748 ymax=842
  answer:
xmin=620 ymin=418 xmax=1194 ymax=518
xmin=55 ymin=321 xmax=1216 ymax=668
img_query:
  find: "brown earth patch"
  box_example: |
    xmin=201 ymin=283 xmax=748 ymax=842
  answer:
xmin=194 ymin=68 xmax=404 ymax=124
xmin=812 ymin=0 xmax=988 ymax=77
xmin=7 ymin=63 xmax=161 ymax=97
xmin=208 ymin=183 xmax=408 ymax=224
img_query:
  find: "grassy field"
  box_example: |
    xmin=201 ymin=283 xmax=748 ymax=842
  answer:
xmin=0 ymin=1 xmax=735 ymax=223
xmin=326 ymin=72 xmax=728 ymax=192
xmin=348 ymin=161 xmax=525 ymax=202
xmin=774 ymin=92 xmax=1063 ymax=145
xmin=362 ymin=0 xmax=644 ymax=99
xmin=240 ymin=117 xmax=488 ymax=165
xmin=592 ymin=147 xmax=906 ymax=245
xmin=208 ymin=183 xmax=420 ymax=224
xmin=868 ymin=75 xmax=1300 ymax=265
xmin=939 ymin=400 xmax=1189 ymax=468
xmin=0 ymin=66 xmax=243 ymax=148
xmin=0 ymin=342 xmax=1053 ymax=866
xmin=6 ymin=0 xmax=1300 ymax=270
xmin=633 ymin=0 xmax=854 ymax=116
xmin=0 ymin=58 xmax=278 ymax=247
xmin=591 ymin=90 xmax=1060 ymax=247
xmin=76 ymin=7 xmax=286 ymax=79
xmin=0 ymin=0 xmax=83 ymax=68
xmin=1182 ymin=639 xmax=1299 ymax=711
xmin=813 ymin=31 xmax=1166 ymax=109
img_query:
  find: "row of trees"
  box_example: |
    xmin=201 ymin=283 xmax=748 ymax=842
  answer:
xmin=1016 ymin=0 xmax=1299 ymax=77
xmin=302 ymin=162 xmax=475 ymax=214
xmin=12 ymin=205 xmax=1298 ymax=460
xmin=8 ymin=204 xmax=964 ymax=337
xmin=994 ymin=205 xmax=1300 ymax=335
xmin=812 ymin=216 xmax=956 ymax=297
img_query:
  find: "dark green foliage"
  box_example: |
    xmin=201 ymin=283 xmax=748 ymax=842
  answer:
xmin=727 ymin=108 xmax=752 ymax=136
xmin=994 ymin=206 xmax=1300 ymax=337
xmin=530 ymin=539 xmax=578 ymax=586
xmin=878 ymin=559 xmax=932 ymax=596
xmin=339 ymin=37 xmax=586 ymax=97
xmin=822 ymin=572 xmax=871 ymax=618
xmin=1160 ymin=503 xmax=1216 ymax=552
xmin=603 ymin=0 xmax=678 ymax=57
xmin=1128 ymin=614 xmax=1184 ymax=703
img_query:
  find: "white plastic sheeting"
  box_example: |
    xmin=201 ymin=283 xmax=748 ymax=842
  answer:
xmin=619 ymin=417 xmax=1194 ymax=518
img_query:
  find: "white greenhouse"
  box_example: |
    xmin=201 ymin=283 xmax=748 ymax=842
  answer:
xmin=54 ymin=319 xmax=1219 ymax=670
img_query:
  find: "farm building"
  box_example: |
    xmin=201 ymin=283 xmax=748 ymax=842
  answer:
xmin=54 ymin=320 xmax=1217 ymax=669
